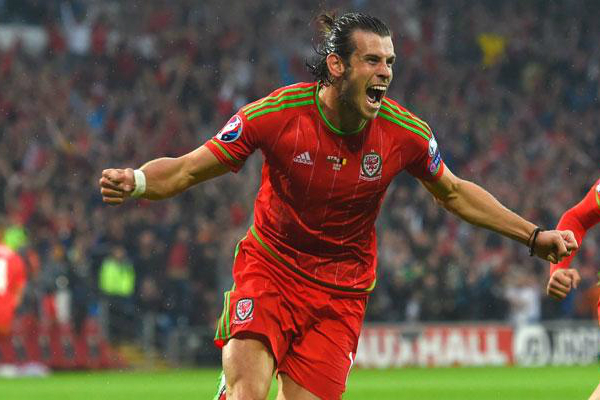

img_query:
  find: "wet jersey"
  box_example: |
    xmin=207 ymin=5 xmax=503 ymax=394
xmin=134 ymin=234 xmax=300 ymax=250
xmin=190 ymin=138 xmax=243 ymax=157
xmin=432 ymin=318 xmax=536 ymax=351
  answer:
xmin=205 ymin=82 xmax=444 ymax=294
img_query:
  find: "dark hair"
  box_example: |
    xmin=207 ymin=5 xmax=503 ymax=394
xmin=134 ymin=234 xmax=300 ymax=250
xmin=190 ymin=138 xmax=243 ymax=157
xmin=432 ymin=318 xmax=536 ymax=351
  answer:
xmin=307 ymin=12 xmax=391 ymax=85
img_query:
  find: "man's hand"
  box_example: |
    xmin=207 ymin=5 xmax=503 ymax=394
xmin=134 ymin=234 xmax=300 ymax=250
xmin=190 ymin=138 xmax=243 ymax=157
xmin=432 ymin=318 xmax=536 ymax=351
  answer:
xmin=99 ymin=168 xmax=135 ymax=205
xmin=546 ymin=268 xmax=581 ymax=300
xmin=533 ymin=230 xmax=578 ymax=263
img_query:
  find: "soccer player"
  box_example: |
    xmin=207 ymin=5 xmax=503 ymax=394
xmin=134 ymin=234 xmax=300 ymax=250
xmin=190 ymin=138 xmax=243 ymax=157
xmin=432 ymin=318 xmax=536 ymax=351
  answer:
xmin=546 ymin=179 xmax=599 ymax=400
xmin=100 ymin=13 xmax=577 ymax=400
xmin=0 ymin=216 xmax=27 ymax=338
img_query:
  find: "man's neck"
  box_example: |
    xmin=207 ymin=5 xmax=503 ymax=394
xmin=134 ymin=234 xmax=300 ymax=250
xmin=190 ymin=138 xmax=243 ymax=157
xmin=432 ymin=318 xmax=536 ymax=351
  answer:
xmin=318 ymin=84 xmax=367 ymax=134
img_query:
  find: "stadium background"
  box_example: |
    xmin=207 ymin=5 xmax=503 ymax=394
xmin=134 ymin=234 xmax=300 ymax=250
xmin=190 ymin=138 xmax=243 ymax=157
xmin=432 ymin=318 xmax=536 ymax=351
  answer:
xmin=1 ymin=0 xmax=600 ymax=398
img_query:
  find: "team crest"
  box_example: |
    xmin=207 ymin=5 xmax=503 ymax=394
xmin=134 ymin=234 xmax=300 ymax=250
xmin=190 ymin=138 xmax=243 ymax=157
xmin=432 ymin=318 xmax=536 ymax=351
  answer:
xmin=360 ymin=152 xmax=382 ymax=181
xmin=216 ymin=115 xmax=243 ymax=143
xmin=235 ymin=298 xmax=254 ymax=322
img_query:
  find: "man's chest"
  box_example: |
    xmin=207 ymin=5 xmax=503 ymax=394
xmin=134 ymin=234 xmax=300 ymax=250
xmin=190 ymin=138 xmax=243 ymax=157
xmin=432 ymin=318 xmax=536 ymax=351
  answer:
xmin=263 ymin=117 xmax=404 ymax=201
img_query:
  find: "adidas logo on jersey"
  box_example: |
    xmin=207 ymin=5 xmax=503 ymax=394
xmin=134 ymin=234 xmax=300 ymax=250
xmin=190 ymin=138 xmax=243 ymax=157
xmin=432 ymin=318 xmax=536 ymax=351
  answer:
xmin=293 ymin=151 xmax=313 ymax=165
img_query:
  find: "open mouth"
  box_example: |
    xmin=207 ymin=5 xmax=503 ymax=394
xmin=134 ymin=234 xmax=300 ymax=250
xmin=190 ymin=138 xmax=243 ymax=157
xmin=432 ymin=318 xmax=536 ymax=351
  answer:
xmin=366 ymin=85 xmax=386 ymax=107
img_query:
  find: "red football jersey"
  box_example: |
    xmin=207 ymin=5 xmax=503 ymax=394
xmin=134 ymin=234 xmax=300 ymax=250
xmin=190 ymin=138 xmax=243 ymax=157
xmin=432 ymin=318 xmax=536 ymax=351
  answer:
xmin=0 ymin=244 xmax=27 ymax=313
xmin=205 ymin=82 xmax=444 ymax=294
xmin=551 ymin=178 xmax=600 ymax=275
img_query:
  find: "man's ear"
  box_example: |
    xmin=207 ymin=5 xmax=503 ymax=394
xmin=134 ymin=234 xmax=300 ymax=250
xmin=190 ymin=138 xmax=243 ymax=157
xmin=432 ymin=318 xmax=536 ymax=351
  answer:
xmin=326 ymin=53 xmax=345 ymax=80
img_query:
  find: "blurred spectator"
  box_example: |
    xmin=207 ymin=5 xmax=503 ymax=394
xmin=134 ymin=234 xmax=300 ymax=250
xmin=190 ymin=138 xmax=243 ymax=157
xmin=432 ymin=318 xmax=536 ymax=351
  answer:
xmin=60 ymin=1 xmax=92 ymax=57
xmin=164 ymin=226 xmax=192 ymax=326
xmin=504 ymin=270 xmax=541 ymax=325
xmin=67 ymin=236 xmax=94 ymax=334
xmin=39 ymin=241 xmax=70 ymax=324
xmin=133 ymin=229 xmax=164 ymax=317
xmin=99 ymin=245 xmax=135 ymax=343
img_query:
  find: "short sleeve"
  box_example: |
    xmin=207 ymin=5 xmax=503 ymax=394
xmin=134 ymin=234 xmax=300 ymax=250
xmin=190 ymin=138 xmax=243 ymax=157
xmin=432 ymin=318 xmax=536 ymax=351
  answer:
xmin=204 ymin=111 xmax=259 ymax=173
xmin=406 ymin=134 xmax=445 ymax=181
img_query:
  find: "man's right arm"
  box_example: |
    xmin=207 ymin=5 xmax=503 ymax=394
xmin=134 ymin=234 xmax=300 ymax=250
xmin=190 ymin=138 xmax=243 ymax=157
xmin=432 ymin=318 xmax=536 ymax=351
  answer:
xmin=99 ymin=145 xmax=230 ymax=205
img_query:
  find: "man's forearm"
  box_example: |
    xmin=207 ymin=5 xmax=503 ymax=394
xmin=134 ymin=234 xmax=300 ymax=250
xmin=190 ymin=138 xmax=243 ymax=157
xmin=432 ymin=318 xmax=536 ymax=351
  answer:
xmin=137 ymin=146 xmax=230 ymax=200
xmin=441 ymin=179 xmax=536 ymax=245
xmin=138 ymin=157 xmax=192 ymax=200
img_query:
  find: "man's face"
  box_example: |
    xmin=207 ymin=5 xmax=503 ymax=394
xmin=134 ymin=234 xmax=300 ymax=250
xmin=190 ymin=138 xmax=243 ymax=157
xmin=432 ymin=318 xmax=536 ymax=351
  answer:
xmin=339 ymin=30 xmax=395 ymax=120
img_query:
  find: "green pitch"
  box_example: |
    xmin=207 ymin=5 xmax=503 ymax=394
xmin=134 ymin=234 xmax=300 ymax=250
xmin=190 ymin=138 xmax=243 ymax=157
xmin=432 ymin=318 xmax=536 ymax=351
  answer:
xmin=1 ymin=366 xmax=599 ymax=400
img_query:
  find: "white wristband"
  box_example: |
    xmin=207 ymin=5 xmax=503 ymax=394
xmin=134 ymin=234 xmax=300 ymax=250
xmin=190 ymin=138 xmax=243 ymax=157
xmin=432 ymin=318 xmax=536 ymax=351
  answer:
xmin=131 ymin=169 xmax=146 ymax=198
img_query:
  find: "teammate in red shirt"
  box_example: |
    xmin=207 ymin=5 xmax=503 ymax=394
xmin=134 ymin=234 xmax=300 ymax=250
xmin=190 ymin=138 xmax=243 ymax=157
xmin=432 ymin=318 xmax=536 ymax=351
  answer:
xmin=0 ymin=217 xmax=27 ymax=337
xmin=100 ymin=13 xmax=577 ymax=400
xmin=546 ymin=179 xmax=600 ymax=400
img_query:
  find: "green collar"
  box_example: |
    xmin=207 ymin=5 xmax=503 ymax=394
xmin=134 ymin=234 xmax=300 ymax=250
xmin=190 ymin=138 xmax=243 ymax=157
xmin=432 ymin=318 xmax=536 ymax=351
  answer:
xmin=315 ymin=84 xmax=367 ymax=136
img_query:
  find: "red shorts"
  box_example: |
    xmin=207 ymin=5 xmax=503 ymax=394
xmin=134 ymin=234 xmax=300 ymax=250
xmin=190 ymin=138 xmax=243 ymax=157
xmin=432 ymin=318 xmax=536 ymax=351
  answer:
xmin=214 ymin=237 xmax=367 ymax=400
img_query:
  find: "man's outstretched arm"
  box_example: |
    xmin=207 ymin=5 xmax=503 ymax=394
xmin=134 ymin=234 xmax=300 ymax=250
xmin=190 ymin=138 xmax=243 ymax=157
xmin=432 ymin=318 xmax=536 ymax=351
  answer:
xmin=99 ymin=145 xmax=230 ymax=204
xmin=419 ymin=167 xmax=577 ymax=263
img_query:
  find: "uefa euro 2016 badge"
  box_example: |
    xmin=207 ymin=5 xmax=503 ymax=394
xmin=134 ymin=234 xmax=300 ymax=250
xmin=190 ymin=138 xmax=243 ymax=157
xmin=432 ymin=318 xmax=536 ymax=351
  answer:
xmin=216 ymin=115 xmax=243 ymax=143
xmin=428 ymin=136 xmax=438 ymax=157
xmin=360 ymin=151 xmax=382 ymax=181
xmin=428 ymin=135 xmax=442 ymax=175
xmin=233 ymin=298 xmax=254 ymax=324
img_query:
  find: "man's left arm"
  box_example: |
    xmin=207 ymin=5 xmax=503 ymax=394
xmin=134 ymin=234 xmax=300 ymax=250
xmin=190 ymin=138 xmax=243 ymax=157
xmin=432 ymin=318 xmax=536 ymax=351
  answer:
xmin=419 ymin=167 xmax=577 ymax=263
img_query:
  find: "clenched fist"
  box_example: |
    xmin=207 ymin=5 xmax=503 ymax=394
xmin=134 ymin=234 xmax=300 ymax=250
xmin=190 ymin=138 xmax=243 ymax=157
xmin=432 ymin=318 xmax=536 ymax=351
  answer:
xmin=546 ymin=268 xmax=581 ymax=300
xmin=532 ymin=230 xmax=577 ymax=263
xmin=99 ymin=168 xmax=135 ymax=205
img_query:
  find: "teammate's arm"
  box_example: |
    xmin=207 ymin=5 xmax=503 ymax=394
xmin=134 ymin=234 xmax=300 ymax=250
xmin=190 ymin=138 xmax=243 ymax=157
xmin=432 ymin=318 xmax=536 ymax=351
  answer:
xmin=99 ymin=145 xmax=229 ymax=204
xmin=419 ymin=166 xmax=577 ymax=263
xmin=547 ymin=180 xmax=600 ymax=299
xmin=546 ymin=207 xmax=586 ymax=300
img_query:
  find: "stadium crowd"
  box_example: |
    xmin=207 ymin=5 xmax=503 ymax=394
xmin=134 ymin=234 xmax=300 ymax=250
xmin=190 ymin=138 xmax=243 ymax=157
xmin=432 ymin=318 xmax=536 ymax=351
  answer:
xmin=0 ymin=0 xmax=599 ymax=349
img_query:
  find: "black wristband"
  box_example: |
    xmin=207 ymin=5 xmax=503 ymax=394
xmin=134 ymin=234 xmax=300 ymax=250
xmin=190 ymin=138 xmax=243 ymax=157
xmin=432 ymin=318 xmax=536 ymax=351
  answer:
xmin=528 ymin=227 xmax=543 ymax=256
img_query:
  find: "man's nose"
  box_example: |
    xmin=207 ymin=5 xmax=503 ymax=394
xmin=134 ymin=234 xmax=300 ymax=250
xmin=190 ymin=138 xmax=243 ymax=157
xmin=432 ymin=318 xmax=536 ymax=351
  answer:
xmin=377 ymin=62 xmax=391 ymax=80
